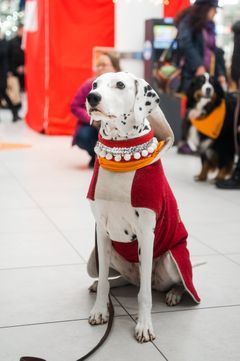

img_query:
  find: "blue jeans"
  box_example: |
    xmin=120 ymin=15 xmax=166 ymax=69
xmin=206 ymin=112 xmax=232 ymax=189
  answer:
xmin=73 ymin=125 xmax=98 ymax=157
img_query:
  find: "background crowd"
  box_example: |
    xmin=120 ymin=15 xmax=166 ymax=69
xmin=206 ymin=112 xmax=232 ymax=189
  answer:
xmin=0 ymin=0 xmax=239 ymax=189
xmin=0 ymin=23 xmax=24 ymax=122
xmin=69 ymin=0 xmax=240 ymax=189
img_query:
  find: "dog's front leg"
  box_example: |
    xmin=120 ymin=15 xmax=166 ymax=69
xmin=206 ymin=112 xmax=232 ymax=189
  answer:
xmin=89 ymin=224 xmax=111 ymax=325
xmin=135 ymin=211 xmax=155 ymax=342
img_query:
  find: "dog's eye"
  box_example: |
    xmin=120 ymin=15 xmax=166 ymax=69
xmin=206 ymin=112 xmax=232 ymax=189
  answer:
xmin=92 ymin=82 xmax=97 ymax=89
xmin=116 ymin=81 xmax=125 ymax=89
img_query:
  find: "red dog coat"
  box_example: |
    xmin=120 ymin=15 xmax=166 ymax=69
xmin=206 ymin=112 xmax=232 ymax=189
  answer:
xmin=87 ymin=159 xmax=200 ymax=303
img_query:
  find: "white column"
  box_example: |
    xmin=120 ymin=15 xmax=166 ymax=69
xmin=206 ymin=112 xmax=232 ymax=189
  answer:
xmin=115 ymin=0 xmax=163 ymax=77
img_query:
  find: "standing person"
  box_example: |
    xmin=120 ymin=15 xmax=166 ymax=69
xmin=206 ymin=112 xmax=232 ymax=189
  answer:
xmin=71 ymin=52 xmax=121 ymax=168
xmin=8 ymin=24 xmax=25 ymax=91
xmin=216 ymin=20 xmax=240 ymax=190
xmin=231 ymin=21 xmax=240 ymax=89
xmin=175 ymin=0 xmax=227 ymax=154
xmin=175 ymin=0 xmax=226 ymax=93
xmin=0 ymin=32 xmax=21 ymax=122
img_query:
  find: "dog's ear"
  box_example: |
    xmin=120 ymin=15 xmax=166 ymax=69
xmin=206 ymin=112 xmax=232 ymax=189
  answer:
xmin=186 ymin=78 xmax=198 ymax=108
xmin=211 ymin=76 xmax=225 ymax=103
xmin=133 ymin=78 xmax=160 ymax=124
xmin=147 ymin=103 xmax=174 ymax=153
xmin=131 ymin=75 xmax=174 ymax=153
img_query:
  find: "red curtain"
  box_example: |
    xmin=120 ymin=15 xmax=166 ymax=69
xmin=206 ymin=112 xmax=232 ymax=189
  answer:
xmin=25 ymin=0 xmax=114 ymax=135
xmin=164 ymin=0 xmax=190 ymax=17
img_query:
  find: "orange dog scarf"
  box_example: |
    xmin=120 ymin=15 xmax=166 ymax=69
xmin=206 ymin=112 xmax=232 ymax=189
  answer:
xmin=190 ymin=99 xmax=226 ymax=139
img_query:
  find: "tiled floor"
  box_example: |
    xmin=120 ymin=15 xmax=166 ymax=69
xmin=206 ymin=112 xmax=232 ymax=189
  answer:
xmin=0 ymin=110 xmax=240 ymax=361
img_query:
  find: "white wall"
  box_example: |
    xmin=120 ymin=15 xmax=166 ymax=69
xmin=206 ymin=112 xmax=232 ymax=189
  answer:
xmin=115 ymin=0 xmax=163 ymax=78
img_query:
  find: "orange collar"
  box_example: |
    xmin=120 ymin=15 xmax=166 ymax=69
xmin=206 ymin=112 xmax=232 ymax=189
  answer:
xmin=190 ymin=99 xmax=226 ymax=139
xmin=98 ymin=140 xmax=165 ymax=172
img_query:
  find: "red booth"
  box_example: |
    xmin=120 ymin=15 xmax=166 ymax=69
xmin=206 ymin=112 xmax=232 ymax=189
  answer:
xmin=25 ymin=0 xmax=114 ymax=135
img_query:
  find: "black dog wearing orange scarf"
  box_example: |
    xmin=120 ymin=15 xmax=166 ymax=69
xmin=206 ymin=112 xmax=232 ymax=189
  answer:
xmin=185 ymin=73 xmax=235 ymax=181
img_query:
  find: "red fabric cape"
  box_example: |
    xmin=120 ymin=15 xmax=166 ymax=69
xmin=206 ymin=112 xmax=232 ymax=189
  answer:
xmin=87 ymin=160 xmax=200 ymax=303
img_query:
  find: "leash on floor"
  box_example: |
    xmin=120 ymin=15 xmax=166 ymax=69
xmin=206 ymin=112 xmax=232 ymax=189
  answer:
xmin=19 ymin=225 xmax=115 ymax=361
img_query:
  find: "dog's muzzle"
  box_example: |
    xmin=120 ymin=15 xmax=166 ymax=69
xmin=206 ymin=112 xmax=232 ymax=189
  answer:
xmin=205 ymin=86 xmax=213 ymax=98
xmin=87 ymin=92 xmax=102 ymax=108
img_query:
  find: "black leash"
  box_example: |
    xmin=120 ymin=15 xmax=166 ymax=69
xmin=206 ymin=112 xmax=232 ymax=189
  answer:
xmin=20 ymin=225 xmax=115 ymax=361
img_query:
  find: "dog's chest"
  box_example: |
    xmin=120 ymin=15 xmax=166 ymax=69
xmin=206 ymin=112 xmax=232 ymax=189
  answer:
xmin=91 ymin=199 xmax=143 ymax=243
xmin=91 ymin=167 xmax=138 ymax=242
xmin=94 ymin=167 xmax=135 ymax=203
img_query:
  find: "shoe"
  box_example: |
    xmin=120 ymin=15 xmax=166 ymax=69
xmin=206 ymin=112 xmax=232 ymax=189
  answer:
xmin=12 ymin=114 xmax=22 ymax=122
xmin=216 ymin=167 xmax=240 ymax=189
xmin=88 ymin=155 xmax=96 ymax=168
xmin=177 ymin=143 xmax=196 ymax=155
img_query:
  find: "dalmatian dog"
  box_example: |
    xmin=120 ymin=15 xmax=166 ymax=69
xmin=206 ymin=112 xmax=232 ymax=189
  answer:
xmin=86 ymin=72 xmax=200 ymax=342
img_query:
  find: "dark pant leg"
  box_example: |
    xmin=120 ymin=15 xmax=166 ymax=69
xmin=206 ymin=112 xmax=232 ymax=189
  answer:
xmin=0 ymin=88 xmax=18 ymax=119
xmin=18 ymin=74 xmax=25 ymax=91
xmin=179 ymin=75 xmax=193 ymax=142
xmin=12 ymin=71 xmax=24 ymax=91
xmin=73 ymin=125 xmax=98 ymax=156
xmin=181 ymin=115 xmax=191 ymax=142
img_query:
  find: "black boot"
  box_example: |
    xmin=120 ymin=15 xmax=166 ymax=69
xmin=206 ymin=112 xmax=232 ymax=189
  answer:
xmin=12 ymin=113 xmax=22 ymax=122
xmin=1 ymin=92 xmax=22 ymax=122
xmin=12 ymin=105 xmax=22 ymax=122
xmin=88 ymin=154 xmax=96 ymax=168
xmin=216 ymin=160 xmax=240 ymax=189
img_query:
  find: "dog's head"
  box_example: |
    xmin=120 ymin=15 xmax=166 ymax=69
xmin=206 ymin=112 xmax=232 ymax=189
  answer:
xmin=86 ymin=72 xmax=174 ymax=147
xmin=186 ymin=73 xmax=224 ymax=110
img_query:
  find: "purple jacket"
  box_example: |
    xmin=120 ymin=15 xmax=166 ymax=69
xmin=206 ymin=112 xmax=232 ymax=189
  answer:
xmin=71 ymin=78 xmax=94 ymax=126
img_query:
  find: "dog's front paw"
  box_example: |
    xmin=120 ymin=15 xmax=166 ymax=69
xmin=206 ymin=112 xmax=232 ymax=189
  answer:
xmin=188 ymin=109 xmax=201 ymax=120
xmin=89 ymin=280 xmax=98 ymax=293
xmin=166 ymin=286 xmax=184 ymax=307
xmin=135 ymin=318 xmax=155 ymax=343
xmin=194 ymin=174 xmax=207 ymax=182
xmin=89 ymin=306 xmax=109 ymax=325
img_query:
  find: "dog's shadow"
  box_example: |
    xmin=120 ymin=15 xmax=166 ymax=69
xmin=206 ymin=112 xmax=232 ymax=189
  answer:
xmin=109 ymin=284 xmax=196 ymax=315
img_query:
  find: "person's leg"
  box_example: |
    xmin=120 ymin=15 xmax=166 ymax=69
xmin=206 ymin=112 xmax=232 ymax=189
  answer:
xmin=18 ymin=74 xmax=25 ymax=92
xmin=216 ymin=90 xmax=240 ymax=189
xmin=73 ymin=125 xmax=98 ymax=166
xmin=0 ymin=88 xmax=21 ymax=122
xmin=178 ymin=75 xmax=196 ymax=154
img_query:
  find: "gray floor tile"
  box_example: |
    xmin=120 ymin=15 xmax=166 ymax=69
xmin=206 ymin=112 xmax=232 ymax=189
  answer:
xmin=226 ymin=253 xmax=240 ymax=265
xmin=1 ymin=118 xmax=239 ymax=361
xmin=43 ymin=206 xmax=95 ymax=232
xmin=0 ymin=231 xmax=83 ymax=269
xmin=0 ymin=208 xmax=56 ymax=233
xmin=188 ymin=221 xmax=240 ymax=254
xmin=0 ymin=316 xmax=166 ymax=361
xmin=187 ymin=235 xmax=218 ymax=256
xmin=152 ymin=306 xmax=240 ymax=361
xmin=0 ymin=264 xmax=127 ymax=328
xmin=63 ymin=229 xmax=96 ymax=262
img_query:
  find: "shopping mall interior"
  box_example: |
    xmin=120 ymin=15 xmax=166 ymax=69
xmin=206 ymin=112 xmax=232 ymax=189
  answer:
xmin=0 ymin=1 xmax=240 ymax=361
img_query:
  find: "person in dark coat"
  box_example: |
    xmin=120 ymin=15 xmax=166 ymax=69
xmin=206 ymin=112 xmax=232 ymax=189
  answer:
xmin=175 ymin=0 xmax=227 ymax=154
xmin=175 ymin=0 xmax=226 ymax=93
xmin=0 ymin=33 xmax=21 ymax=122
xmin=231 ymin=21 xmax=240 ymax=86
xmin=216 ymin=20 xmax=240 ymax=189
xmin=8 ymin=24 xmax=25 ymax=91
xmin=71 ymin=52 xmax=121 ymax=168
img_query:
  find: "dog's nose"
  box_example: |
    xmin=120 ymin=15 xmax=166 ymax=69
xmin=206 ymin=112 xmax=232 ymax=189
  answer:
xmin=205 ymin=87 xmax=212 ymax=96
xmin=87 ymin=92 xmax=102 ymax=107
